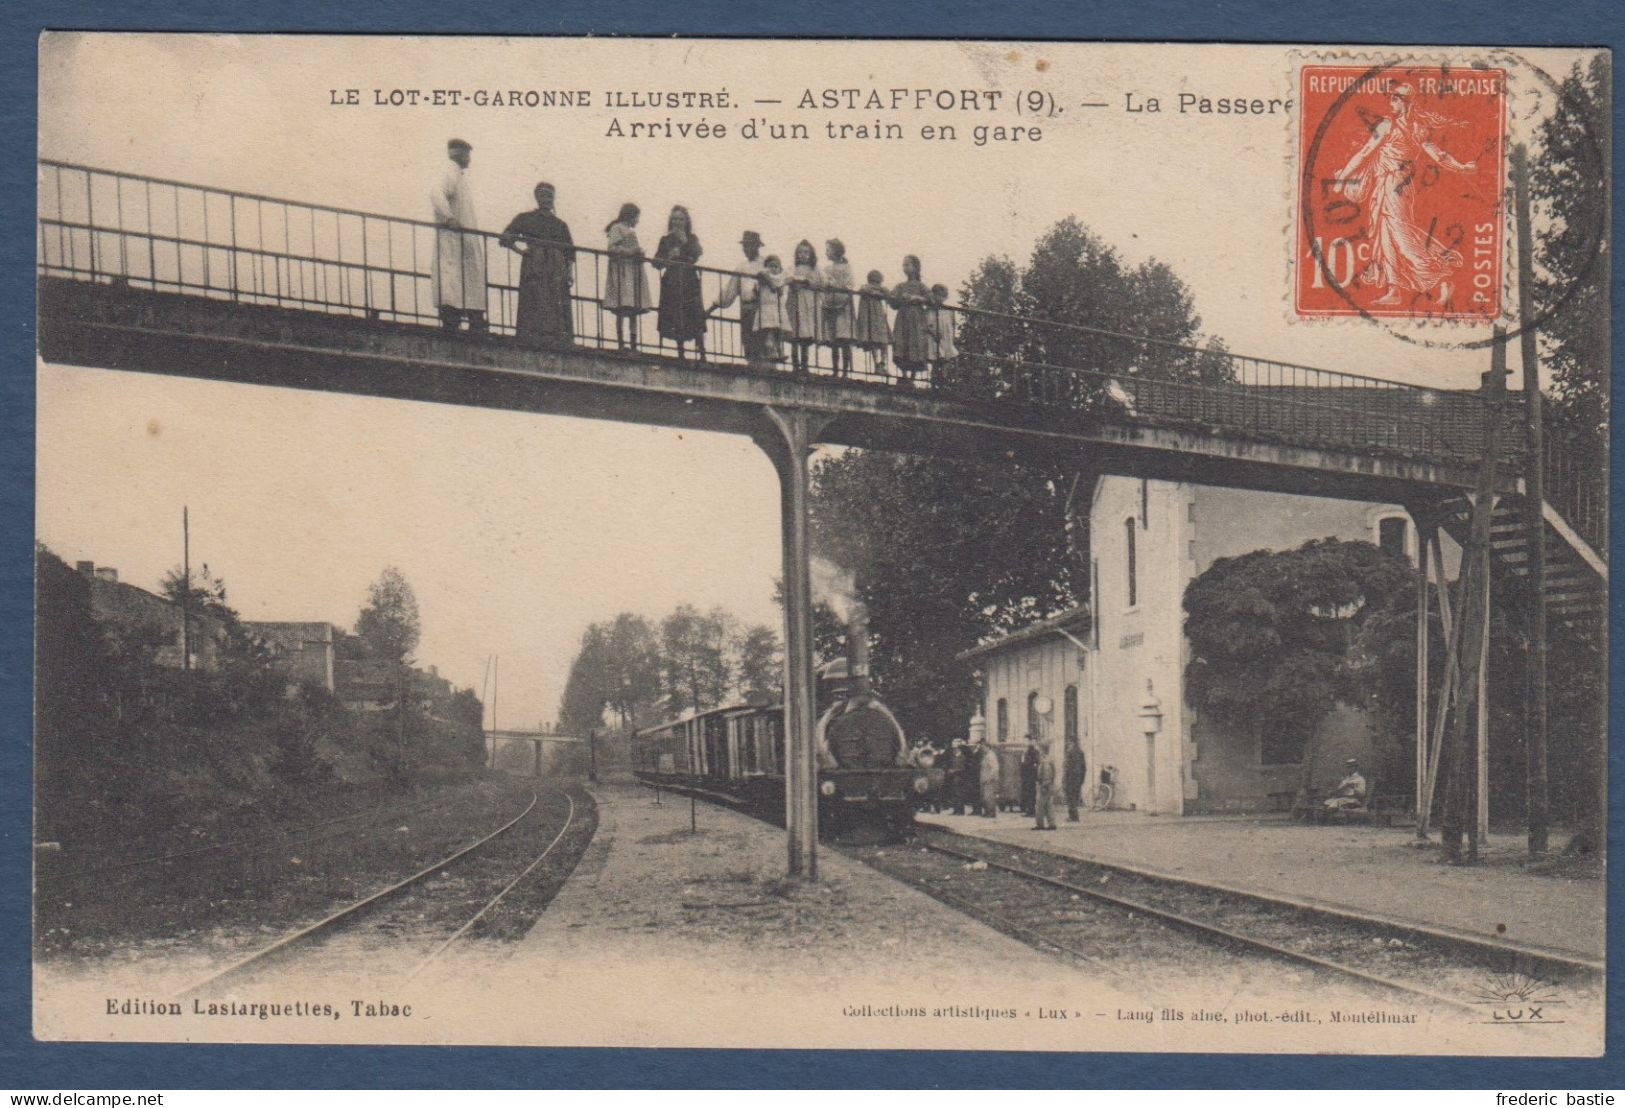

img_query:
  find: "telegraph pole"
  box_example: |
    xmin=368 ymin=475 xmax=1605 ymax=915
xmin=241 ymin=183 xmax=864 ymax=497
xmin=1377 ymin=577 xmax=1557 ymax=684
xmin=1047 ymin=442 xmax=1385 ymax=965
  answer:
xmin=1512 ymin=144 xmax=1550 ymax=857
xmin=1440 ymin=330 xmax=1509 ymax=864
xmin=181 ymin=506 xmax=192 ymax=672
xmin=481 ymin=653 xmax=495 ymax=768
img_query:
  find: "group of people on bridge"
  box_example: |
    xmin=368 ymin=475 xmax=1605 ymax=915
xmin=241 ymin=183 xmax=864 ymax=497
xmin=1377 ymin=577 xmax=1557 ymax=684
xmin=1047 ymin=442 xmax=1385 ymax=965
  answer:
xmin=429 ymin=138 xmax=963 ymax=381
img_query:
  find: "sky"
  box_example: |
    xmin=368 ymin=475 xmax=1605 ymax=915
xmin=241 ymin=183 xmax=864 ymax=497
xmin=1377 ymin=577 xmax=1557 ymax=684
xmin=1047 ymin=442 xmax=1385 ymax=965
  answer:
xmin=35 ymin=36 xmax=1596 ymax=729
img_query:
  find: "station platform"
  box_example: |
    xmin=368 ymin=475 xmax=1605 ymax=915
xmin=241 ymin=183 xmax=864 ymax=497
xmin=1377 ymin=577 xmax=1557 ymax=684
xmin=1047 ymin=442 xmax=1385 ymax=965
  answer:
xmin=446 ymin=785 xmax=1551 ymax=1054
xmin=917 ymin=807 xmax=1605 ymax=963
xmin=494 ymin=784 xmax=1131 ymax=1051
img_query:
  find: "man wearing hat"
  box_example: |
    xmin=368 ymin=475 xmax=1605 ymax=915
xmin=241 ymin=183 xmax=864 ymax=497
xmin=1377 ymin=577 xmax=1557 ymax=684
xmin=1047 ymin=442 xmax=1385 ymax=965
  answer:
xmin=430 ymin=139 xmax=488 ymax=334
xmin=499 ymin=181 xmax=575 ymax=348
xmin=709 ymin=230 xmax=768 ymax=364
xmin=1323 ymin=757 xmax=1368 ymax=812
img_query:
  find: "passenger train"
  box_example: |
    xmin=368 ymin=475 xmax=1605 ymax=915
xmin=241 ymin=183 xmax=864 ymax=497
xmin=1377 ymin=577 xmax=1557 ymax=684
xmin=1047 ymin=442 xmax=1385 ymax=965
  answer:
xmin=631 ymin=605 xmax=927 ymax=835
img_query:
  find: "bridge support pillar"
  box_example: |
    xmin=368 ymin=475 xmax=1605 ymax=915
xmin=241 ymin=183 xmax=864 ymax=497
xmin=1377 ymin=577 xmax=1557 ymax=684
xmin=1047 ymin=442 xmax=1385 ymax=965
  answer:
xmin=755 ymin=406 xmax=832 ymax=881
xmin=1411 ymin=514 xmax=1435 ymax=825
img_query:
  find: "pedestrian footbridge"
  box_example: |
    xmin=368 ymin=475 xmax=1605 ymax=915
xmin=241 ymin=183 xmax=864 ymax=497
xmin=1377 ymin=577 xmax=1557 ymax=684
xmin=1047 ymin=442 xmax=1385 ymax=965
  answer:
xmin=37 ymin=161 xmax=1604 ymax=874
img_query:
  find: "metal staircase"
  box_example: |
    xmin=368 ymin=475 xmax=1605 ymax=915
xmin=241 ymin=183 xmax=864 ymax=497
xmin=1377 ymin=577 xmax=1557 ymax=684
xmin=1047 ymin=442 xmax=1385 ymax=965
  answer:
xmin=1437 ymin=490 xmax=1607 ymax=630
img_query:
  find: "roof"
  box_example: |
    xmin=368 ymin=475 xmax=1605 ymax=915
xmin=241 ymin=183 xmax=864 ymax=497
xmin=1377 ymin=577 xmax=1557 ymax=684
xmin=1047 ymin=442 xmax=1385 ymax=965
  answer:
xmin=957 ymin=604 xmax=1092 ymax=663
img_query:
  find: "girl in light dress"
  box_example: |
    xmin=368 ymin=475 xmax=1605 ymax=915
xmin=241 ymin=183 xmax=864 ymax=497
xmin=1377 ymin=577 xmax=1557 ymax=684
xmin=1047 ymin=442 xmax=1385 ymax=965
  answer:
xmin=888 ymin=255 xmax=932 ymax=383
xmin=603 ymin=203 xmax=651 ymax=351
xmin=819 ymin=239 xmax=856 ymax=378
xmin=754 ymin=254 xmax=789 ymax=363
xmin=928 ymin=283 xmax=959 ymax=369
xmin=853 ymin=269 xmax=892 ymax=377
xmin=782 ymin=239 xmax=821 ymax=376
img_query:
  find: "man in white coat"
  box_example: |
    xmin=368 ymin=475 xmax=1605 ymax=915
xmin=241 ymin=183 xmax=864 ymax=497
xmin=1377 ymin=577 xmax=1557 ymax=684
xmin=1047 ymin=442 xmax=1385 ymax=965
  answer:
xmin=430 ymin=139 xmax=488 ymax=334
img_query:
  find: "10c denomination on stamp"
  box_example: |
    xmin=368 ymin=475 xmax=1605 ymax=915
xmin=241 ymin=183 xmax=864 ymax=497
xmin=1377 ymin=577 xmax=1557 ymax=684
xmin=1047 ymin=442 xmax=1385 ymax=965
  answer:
xmin=1296 ymin=62 xmax=1507 ymax=322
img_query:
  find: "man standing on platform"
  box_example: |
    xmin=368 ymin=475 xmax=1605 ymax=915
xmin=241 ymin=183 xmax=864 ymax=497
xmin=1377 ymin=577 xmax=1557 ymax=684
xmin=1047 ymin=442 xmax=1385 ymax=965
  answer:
xmin=977 ymin=735 xmax=1001 ymax=819
xmin=1019 ymin=737 xmax=1039 ymax=817
xmin=1034 ymin=739 xmax=1058 ymax=831
xmin=710 ymin=230 xmax=768 ymax=363
xmin=1063 ymin=736 xmax=1086 ymax=821
xmin=430 ymin=138 xmax=488 ymax=334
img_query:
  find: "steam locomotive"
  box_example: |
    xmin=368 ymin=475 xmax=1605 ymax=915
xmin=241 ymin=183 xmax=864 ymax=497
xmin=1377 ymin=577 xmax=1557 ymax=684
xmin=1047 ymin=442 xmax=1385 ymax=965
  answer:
xmin=630 ymin=604 xmax=927 ymax=835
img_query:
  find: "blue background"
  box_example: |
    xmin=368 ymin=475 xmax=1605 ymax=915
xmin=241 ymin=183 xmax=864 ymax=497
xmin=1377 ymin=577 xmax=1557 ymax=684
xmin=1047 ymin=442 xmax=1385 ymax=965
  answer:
xmin=4 ymin=0 xmax=1623 ymax=1089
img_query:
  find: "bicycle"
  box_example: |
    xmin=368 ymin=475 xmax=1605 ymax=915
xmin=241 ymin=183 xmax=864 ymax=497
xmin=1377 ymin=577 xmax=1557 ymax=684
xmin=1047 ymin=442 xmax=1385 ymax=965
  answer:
xmin=1090 ymin=765 xmax=1118 ymax=811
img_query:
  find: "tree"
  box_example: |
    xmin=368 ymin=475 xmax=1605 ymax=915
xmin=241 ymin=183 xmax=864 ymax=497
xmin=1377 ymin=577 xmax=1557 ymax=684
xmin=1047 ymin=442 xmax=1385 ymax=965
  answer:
xmin=954 ymin=218 xmax=1235 ymax=396
xmin=1183 ymin=539 xmax=1412 ymax=769
xmin=355 ymin=566 xmax=421 ymax=780
xmin=446 ymin=686 xmax=489 ymax=766
xmin=806 ymin=216 xmax=1229 ymax=744
xmin=1345 ymin=573 xmax=1526 ymax=819
xmin=557 ymin=613 xmax=663 ymax=734
xmin=659 ymin=604 xmax=732 ymax=715
xmin=36 ymin=546 xmax=117 ymax=832
xmin=810 ymin=452 xmax=1079 ymax=744
xmin=1527 ymin=56 xmax=1608 ymax=853
xmin=732 ymin=624 xmax=782 ymax=703
xmin=355 ymin=566 xmax=421 ymax=664
xmin=604 ymin=612 xmax=662 ymax=725
xmin=159 ymin=561 xmax=278 ymax=717
xmin=1531 ymin=55 xmax=1610 ymax=459
xmin=558 ymin=624 xmax=611 ymax=735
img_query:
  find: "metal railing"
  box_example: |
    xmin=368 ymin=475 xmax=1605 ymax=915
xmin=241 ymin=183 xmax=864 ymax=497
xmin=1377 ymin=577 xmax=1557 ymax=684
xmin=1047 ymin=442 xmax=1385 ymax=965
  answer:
xmin=38 ymin=160 xmax=1506 ymax=471
xmin=1542 ymin=420 xmax=1609 ymax=560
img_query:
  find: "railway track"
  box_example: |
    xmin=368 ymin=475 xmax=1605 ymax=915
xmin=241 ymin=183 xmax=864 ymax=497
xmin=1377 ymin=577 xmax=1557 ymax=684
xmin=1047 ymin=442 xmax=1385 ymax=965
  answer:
xmin=852 ymin=827 xmax=1600 ymax=1016
xmin=178 ymin=786 xmax=590 ymax=996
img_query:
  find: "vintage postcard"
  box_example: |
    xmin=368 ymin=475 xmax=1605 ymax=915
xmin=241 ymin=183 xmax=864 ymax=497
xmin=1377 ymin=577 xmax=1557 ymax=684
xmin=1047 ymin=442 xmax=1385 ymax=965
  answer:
xmin=34 ymin=35 xmax=1609 ymax=1057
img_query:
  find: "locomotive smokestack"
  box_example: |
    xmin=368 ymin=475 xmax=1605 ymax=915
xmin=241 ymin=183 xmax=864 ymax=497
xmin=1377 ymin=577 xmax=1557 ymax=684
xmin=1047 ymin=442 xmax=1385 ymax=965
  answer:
xmin=847 ymin=599 xmax=871 ymax=696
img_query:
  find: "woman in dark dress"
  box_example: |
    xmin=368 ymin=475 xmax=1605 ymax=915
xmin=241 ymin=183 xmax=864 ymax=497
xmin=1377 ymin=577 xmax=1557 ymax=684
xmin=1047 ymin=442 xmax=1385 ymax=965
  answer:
xmin=498 ymin=182 xmax=575 ymax=348
xmin=653 ymin=205 xmax=706 ymax=361
xmin=888 ymin=254 xmax=932 ymax=381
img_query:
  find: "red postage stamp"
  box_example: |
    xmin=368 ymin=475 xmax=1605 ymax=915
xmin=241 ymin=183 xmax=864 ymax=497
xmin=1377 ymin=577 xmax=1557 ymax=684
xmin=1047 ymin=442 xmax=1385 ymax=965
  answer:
xmin=1295 ymin=62 xmax=1507 ymax=322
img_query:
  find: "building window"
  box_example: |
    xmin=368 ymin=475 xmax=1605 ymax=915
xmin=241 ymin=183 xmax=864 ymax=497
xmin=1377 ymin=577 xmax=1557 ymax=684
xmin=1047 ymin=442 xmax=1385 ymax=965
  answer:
xmin=996 ymin=698 xmax=1009 ymax=743
xmin=1378 ymin=515 xmax=1409 ymax=561
xmin=1027 ymin=690 xmax=1039 ymax=741
xmin=1125 ymin=516 xmax=1138 ymax=608
xmin=1140 ymin=480 xmax=1149 ymax=528
xmin=1064 ymin=685 xmax=1079 ymax=744
xmin=1091 ymin=558 xmax=1101 ymax=646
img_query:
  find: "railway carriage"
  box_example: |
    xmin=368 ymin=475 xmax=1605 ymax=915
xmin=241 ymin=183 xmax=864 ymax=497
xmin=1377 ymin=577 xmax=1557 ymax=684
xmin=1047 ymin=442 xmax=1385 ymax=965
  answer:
xmin=632 ymin=658 xmax=929 ymax=835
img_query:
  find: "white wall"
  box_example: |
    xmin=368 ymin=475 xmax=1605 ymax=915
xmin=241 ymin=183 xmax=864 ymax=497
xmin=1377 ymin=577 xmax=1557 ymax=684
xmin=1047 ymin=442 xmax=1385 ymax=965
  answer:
xmin=1088 ymin=477 xmax=1192 ymax=815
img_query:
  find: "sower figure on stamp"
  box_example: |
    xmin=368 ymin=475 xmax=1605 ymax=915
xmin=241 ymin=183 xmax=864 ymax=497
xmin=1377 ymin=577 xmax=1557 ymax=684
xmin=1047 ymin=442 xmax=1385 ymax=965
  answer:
xmin=709 ymin=230 xmax=767 ymax=363
xmin=1334 ymin=83 xmax=1478 ymax=307
xmin=499 ymin=182 xmax=575 ymax=348
xmin=430 ymin=139 xmax=488 ymax=334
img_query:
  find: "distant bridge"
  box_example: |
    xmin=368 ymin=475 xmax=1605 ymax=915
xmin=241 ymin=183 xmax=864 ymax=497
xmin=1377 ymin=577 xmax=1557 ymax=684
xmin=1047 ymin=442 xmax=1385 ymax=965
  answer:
xmin=36 ymin=160 xmax=1605 ymax=875
xmin=487 ymin=730 xmax=588 ymax=777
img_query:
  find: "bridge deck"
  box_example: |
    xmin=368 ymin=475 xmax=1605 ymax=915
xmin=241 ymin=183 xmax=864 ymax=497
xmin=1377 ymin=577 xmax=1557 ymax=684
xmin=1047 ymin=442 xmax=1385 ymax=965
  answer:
xmin=33 ymin=159 xmax=1604 ymax=556
xmin=39 ymin=277 xmax=1487 ymax=508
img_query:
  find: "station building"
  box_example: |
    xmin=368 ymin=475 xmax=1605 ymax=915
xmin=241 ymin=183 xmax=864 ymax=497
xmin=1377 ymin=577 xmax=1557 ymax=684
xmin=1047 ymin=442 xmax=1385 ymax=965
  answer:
xmin=961 ymin=476 xmax=1456 ymax=816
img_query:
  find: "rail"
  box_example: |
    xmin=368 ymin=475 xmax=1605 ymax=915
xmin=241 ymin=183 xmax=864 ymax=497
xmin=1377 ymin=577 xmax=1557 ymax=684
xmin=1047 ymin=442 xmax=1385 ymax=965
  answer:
xmin=36 ymin=159 xmax=1604 ymax=554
